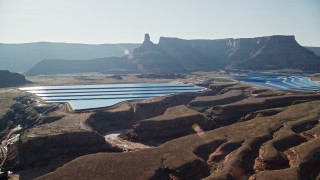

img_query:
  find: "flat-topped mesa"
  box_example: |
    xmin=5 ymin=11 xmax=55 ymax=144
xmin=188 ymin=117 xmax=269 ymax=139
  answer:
xmin=158 ymin=35 xmax=297 ymax=47
xmin=158 ymin=37 xmax=187 ymax=45
xmin=227 ymin=35 xmax=320 ymax=70
xmin=266 ymin=35 xmax=297 ymax=44
xmin=227 ymin=35 xmax=298 ymax=49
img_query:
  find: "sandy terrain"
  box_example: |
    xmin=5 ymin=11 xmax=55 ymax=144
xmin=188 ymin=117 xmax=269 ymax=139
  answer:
xmin=1 ymin=72 xmax=320 ymax=179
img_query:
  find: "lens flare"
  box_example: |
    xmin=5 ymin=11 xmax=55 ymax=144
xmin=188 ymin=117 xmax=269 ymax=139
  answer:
xmin=124 ymin=49 xmax=130 ymax=55
xmin=124 ymin=49 xmax=134 ymax=60
xmin=192 ymin=123 xmax=211 ymax=143
xmin=192 ymin=123 xmax=204 ymax=136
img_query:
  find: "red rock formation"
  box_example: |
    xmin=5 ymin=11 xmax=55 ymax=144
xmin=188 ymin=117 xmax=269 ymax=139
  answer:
xmin=37 ymin=101 xmax=320 ymax=180
xmin=123 ymin=105 xmax=209 ymax=142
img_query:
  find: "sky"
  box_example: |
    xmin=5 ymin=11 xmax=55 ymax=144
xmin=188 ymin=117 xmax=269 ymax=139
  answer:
xmin=0 ymin=0 xmax=319 ymax=46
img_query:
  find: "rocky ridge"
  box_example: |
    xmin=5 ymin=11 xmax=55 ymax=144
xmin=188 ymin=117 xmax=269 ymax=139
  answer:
xmin=25 ymin=34 xmax=320 ymax=75
xmin=1 ymin=79 xmax=320 ymax=179
xmin=39 ymin=99 xmax=320 ymax=180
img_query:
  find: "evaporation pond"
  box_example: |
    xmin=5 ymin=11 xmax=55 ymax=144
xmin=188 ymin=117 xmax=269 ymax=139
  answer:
xmin=232 ymin=75 xmax=320 ymax=92
xmin=20 ymin=82 xmax=204 ymax=110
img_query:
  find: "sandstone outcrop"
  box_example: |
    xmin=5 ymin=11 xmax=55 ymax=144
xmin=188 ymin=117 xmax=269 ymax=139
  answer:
xmin=2 ymin=80 xmax=320 ymax=179
xmin=86 ymin=91 xmax=208 ymax=135
xmin=208 ymin=93 xmax=320 ymax=128
xmin=4 ymin=126 xmax=113 ymax=169
xmin=131 ymin=91 xmax=206 ymax=121
xmin=38 ymin=100 xmax=320 ymax=180
xmin=123 ymin=105 xmax=209 ymax=142
xmin=189 ymin=89 xmax=246 ymax=107
xmin=86 ymin=103 xmax=134 ymax=134
xmin=0 ymin=93 xmax=119 ymax=177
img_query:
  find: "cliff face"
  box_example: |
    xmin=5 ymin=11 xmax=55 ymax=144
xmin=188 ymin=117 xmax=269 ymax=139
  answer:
xmin=156 ymin=37 xmax=229 ymax=70
xmin=1 ymin=95 xmax=120 ymax=172
xmin=25 ymin=35 xmax=320 ymax=75
xmin=154 ymin=35 xmax=320 ymax=71
xmin=123 ymin=105 xmax=209 ymax=142
xmin=226 ymin=36 xmax=297 ymax=62
xmin=5 ymin=129 xmax=112 ymax=169
xmin=228 ymin=36 xmax=320 ymax=70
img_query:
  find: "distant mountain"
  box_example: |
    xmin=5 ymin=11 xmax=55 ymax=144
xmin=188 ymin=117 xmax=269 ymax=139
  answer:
xmin=26 ymin=57 xmax=138 ymax=76
xmin=0 ymin=42 xmax=139 ymax=72
xmin=25 ymin=34 xmax=320 ymax=75
xmin=0 ymin=70 xmax=30 ymax=87
xmin=305 ymin=47 xmax=320 ymax=56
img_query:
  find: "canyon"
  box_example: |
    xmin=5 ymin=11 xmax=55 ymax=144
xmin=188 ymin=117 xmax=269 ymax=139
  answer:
xmin=0 ymin=76 xmax=320 ymax=179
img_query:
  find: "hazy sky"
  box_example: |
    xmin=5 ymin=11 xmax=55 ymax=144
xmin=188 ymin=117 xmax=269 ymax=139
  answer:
xmin=0 ymin=0 xmax=319 ymax=46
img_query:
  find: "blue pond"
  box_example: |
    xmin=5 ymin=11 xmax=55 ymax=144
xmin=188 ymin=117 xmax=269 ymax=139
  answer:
xmin=232 ymin=75 xmax=320 ymax=92
xmin=20 ymin=83 xmax=204 ymax=110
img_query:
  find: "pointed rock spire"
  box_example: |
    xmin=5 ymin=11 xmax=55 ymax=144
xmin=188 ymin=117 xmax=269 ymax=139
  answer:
xmin=142 ymin=33 xmax=154 ymax=46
